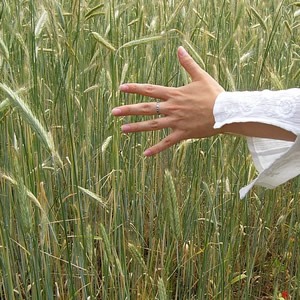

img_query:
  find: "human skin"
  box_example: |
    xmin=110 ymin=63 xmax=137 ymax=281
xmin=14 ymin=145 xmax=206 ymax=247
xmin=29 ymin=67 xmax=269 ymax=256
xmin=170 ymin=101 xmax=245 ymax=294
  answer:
xmin=112 ymin=46 xmax=296 ymax=156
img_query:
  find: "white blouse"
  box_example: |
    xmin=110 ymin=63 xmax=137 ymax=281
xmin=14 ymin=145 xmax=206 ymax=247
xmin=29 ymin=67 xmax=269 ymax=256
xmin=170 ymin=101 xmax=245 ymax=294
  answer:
xmin=213 ymin=88 xmax=300 ymax=198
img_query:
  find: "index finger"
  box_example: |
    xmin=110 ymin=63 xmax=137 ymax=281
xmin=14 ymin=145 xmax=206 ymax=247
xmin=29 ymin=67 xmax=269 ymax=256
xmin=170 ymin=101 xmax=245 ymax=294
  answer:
xmin=120 ymin=83 xmax=171 ymax=101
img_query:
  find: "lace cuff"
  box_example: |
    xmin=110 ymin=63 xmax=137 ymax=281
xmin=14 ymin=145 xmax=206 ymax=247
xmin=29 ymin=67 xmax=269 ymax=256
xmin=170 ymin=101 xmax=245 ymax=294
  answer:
xmin=214 ymin=89 xmax=300 ymax=135
xmin=213 ymin=89 xmax=300 ymax=198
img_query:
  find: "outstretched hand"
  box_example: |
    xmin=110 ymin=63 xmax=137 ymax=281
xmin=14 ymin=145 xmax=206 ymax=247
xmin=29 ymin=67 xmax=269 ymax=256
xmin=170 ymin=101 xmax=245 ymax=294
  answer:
xmin=112 ymin=46 xmax=225 ymax=156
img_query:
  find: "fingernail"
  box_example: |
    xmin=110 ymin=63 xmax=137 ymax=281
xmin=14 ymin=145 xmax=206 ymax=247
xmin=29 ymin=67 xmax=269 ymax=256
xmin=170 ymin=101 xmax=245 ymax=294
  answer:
xmin=178 ymin=46 xmax=188 ymax=57
xmin=119 ymin=84 xmax=129 ymax=92
xmin=143 ymin=149 xmax=152 ymax=156
xmin=112 ymin=108 xmax=122 ymax=116
xmin=121 ymin=124 xmax=130 ymax=132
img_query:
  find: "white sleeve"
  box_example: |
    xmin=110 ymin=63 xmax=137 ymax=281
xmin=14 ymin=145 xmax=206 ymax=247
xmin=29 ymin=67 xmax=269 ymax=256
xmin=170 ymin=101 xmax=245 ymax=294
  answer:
xmin=213 ymin=88 xmax=300 ymax=199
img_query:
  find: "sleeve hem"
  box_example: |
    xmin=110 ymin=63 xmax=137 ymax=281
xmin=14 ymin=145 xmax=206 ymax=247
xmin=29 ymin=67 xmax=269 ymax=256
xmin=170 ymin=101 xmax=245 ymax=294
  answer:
xmin=213 ymin=117 xmax=299 ymax=136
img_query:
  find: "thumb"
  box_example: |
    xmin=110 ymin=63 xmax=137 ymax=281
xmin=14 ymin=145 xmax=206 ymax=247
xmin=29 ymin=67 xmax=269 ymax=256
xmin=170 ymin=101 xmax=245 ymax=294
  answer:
xmin=177 ymin=46 xmax=205 ymax=81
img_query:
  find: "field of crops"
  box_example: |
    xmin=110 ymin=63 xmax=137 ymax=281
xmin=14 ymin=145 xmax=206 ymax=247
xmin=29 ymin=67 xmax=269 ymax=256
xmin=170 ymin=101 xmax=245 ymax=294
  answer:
xmin=0 ymin=0 xmax=299 ymax=299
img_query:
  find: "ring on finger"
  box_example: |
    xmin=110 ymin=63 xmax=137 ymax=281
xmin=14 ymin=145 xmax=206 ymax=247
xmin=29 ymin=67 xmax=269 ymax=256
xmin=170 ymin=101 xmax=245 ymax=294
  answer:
xmin=156 ymin=101 xmax=160 ymax=115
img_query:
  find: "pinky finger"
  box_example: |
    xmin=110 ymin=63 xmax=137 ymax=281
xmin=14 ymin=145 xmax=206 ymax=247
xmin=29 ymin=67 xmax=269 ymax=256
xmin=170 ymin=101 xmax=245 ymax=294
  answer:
xmin=143 ymin=131 xmax=183 ymax=156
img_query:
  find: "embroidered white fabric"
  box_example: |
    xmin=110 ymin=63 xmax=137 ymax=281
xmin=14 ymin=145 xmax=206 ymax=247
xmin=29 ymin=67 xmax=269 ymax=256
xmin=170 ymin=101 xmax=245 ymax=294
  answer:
xmin=213 ymin=88 xmax=300 ymax=198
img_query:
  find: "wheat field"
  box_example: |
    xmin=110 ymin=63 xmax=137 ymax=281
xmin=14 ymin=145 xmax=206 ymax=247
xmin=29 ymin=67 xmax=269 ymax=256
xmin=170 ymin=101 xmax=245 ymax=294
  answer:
xmin=0 ymin=0 xmax=299 ymax=299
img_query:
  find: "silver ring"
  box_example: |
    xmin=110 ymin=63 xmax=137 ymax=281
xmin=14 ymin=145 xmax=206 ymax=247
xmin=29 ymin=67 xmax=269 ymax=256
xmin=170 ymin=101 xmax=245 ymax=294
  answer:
xmin=156 ymin=101 xmax=160 ymax=115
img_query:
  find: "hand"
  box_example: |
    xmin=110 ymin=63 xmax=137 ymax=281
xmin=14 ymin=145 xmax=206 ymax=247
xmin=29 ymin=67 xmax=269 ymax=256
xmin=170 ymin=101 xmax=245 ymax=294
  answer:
xmin=112 ymin=46 xmax=225 ymax=156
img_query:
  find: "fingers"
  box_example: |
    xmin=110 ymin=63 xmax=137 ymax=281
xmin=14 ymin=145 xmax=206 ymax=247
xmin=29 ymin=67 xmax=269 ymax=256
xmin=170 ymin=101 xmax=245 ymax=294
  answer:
xmin=177 ymin=46 xmax=206 ymax=81
xmin=113 ymin=47 xmax=210 ymax=156
xmin=121 ymin=117 xmax=170 ymax=133
xmin=112 ymin=101 xmax=164 ymax=116
xmin=143 ymin=131 xmax=182 ymax=156
xmin=119 ymin=83 xmax=171 ymax=100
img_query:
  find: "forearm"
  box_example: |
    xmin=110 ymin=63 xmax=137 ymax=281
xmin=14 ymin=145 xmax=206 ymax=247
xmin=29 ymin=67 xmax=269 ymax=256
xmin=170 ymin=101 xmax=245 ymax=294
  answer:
xmin=220 ymin=122 xmax=296 ymax=141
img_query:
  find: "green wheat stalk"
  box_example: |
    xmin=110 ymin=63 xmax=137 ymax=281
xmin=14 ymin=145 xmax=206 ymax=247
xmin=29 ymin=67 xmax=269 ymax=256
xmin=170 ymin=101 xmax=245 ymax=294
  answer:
xmin=0 ymin=83 xmax=62 ymax=167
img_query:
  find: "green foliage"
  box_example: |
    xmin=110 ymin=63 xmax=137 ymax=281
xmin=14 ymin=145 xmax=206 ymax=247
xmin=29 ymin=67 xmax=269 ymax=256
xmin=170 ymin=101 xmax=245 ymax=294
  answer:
xmin=0 ymin=0 xmax=299 ymax=299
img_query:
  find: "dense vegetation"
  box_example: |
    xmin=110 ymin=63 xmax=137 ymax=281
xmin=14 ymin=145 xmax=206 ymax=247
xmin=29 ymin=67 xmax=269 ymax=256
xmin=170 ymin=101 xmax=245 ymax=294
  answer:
xmin=0 ymin=0 xmax=299 ymax=299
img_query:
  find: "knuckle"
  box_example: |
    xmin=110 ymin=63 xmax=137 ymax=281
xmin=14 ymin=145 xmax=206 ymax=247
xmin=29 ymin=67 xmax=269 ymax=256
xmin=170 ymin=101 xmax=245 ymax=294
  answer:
xmin=183 ymin=56 xmax=194 ymax=67
xmin=169 ymin=88 xmax=182 ymax=99
xmin=163 ymin=137 xmax=174 ymax=147
xmin=149 ymin=119 xmax=160 ymax=130
xmin=131 ymin=84 xmax=138 ymax=91
xmin=168 ymin=104 xmax=181 ymax=116
xmin=122 ymin=106 xmax=131 ymax=114
xmin=144 ymin=84 xmax=155 ymax=96
xmin=140 ymin=103 xmax=152 ymax=114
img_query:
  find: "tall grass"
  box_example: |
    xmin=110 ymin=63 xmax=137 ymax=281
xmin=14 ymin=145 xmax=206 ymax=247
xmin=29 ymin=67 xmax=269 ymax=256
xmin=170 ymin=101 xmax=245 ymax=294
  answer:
xmin=0 ymin=0 xmax=299 ymax=299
